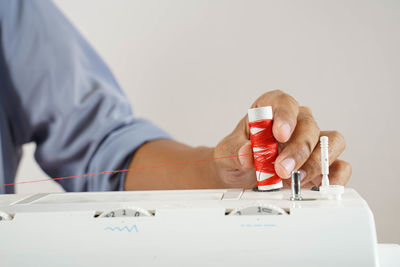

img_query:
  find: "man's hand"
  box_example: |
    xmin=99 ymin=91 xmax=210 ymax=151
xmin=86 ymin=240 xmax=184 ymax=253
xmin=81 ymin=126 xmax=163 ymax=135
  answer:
xmin=214 ymin=90 xmax=352 ymax=189
xmin=125 ymin=89 xmax=351 ymax=190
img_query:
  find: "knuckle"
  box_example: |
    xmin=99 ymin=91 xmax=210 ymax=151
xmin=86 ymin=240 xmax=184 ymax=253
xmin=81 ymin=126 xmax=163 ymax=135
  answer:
xmin=299 ymin=106 xmax=312 ymax=115
xmin=251 ymin=90 xmax=299 ymax=111
xmin=330 ymin=130 xmax=341 ymax=140
xmin=275 ymin=108 xmax=292 ymax=120
xmin=330 ymin=130 xmax=346 ymax=150
xmin=278 ymin=92 xmax=298 ymax=107
xmin=298 ymin=115 xmax=320 ymax=141
xmin=335 ymin=160 xmax=352 ymax=184
xmin=339 ymin=160 xmax=352 ymax=175
xmin=304 ymin=137 xmax=315 ymax=157
xmin=298 ymin=109 xmax=317 ymax=128
xmin=252 ymin=89 xmax=285 ymax=108
xmin=300 ymin=112 xmax=316 ymax=126
xmin=305 ymin=156 xmax=321 ymax=174
xmin=270 ymin=89 xmax=285 ymax=95
xmin=346 ymin=162 xmax=352 ymax=176
xmin=295 ymin=143 xmax=313 ymax=163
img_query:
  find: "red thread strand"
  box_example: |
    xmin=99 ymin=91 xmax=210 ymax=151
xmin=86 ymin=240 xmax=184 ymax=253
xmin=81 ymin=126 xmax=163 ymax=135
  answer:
xmin=248 ymin=119 xmax=281 ymax=188
xmin=0 ymin=152 xmax=254 ymax=188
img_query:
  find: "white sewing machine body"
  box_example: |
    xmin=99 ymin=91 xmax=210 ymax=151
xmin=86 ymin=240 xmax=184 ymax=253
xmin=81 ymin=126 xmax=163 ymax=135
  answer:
xmin=0 ymin=188 xmax=384 ymax=266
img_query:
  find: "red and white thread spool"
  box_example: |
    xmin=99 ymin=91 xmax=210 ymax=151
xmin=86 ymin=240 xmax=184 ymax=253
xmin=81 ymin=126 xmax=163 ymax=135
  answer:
xmin=248 ymin=106 xmax=282 ymax=191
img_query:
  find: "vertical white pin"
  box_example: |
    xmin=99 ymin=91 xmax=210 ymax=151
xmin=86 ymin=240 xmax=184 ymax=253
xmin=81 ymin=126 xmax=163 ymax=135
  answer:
xmin=320 ymin=136 xmax=330 ymax=187
xmin=319 ymin=136 xmax=344 ymax=200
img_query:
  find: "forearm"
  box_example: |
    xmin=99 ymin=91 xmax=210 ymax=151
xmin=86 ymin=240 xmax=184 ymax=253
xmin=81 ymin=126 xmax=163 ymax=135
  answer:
xmin=124 ymin=139 xmax=226 ymax=190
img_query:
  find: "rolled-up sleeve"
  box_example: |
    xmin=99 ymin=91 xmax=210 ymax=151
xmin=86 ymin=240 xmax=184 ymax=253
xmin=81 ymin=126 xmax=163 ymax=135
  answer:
xmin=0 ymin=0 xmax=170 ymax=191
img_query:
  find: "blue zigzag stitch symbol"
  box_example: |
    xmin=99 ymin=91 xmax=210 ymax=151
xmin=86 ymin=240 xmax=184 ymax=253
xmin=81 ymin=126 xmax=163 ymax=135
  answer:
xmin=104 ymin=224 xmax=138 ymax=232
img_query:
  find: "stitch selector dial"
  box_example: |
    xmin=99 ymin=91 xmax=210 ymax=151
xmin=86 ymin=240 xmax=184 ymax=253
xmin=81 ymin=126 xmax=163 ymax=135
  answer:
xmin=99 ymin=207 xmax=152 ymax=218
xmin=229 ymin=204 xmax=287 ymax=215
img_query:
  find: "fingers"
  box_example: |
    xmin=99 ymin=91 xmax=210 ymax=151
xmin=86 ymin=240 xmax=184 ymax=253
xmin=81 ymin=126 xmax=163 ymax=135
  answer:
xmin=214 ymin=118 xmax=257 ymax=188
xmin=304 ymin=159 xmax=352 ymax=187
xmin=274 ymin=107 xmax=320 ymax=178
xmin=214 ymin=88 xmax=351 ymax=190
xmin=251 ymin=90 xmax=299 ymax=143
xmin=328 ymin=160 xmax=352 ymax=185
xmin=272 ymin=94 xmax=299 ymax=143
xmin=237 ymin=142 xmax=254 ymax=169
xmin=300 ymin=131 xmax=346 ymax=185
xmin=214 ymin=117 xmax=254 ymax=171
xmin=218 ymin=89 xmax=300 ymax=171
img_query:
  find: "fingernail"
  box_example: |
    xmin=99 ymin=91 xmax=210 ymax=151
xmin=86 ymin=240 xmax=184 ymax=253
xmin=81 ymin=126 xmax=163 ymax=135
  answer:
xmin=278 ymin=122 xmax=291 ymax=141
xmin=238 ymin=155 xmax=246 ymax=166
xmin=238 ymin=142 xmax=252 ymax=167
xmin=281 ymin=157 xmax=296 ymax=175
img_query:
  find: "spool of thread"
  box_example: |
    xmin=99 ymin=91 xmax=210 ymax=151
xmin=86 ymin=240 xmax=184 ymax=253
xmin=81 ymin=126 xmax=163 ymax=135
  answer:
xmin=248 ymin=106 xmax=282 ymax=191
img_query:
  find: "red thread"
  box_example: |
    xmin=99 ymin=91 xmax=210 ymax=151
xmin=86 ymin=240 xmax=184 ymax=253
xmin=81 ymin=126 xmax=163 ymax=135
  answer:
xmin=0 ymin=152 xmax=254 ymax=188
xmin=248 ymin=119 xmax=281 ymax=189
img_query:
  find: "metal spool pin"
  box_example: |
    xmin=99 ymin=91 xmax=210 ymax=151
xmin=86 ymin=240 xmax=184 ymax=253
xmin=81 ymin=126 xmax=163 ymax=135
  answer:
xmin=290 ymin=171 xmax=303 ymax=201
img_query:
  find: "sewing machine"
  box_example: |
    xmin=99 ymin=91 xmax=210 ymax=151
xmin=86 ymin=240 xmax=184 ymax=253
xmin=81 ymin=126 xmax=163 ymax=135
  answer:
xmin=0 ymin=188 xmax=399 ymax=266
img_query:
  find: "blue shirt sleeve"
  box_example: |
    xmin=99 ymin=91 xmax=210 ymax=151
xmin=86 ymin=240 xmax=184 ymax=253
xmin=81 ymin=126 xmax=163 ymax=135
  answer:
xmin=0 ymin=0 xmax=171 ymax=192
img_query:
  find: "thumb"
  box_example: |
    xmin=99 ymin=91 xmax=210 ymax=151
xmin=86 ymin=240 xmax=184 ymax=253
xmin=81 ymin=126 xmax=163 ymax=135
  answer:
xmin=215 ymin=133 xmax=254 ymax=171
xmin=238 ymin=142 xmax=254 ymax=169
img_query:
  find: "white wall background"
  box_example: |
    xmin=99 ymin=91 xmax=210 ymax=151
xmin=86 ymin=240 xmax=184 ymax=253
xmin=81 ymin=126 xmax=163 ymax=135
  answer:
xmin=15 ymin=0 xmax=400 ymax=243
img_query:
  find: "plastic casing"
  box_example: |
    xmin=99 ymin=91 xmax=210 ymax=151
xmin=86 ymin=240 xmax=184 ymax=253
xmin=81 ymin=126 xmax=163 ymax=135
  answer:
xmin=0 ymin=188 xmax=380 ymax=267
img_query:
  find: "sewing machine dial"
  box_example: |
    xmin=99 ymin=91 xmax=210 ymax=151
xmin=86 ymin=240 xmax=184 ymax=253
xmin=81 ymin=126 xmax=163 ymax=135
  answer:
xmin=99 ymin=207 xmax=152 ymax=218
xmin=0 ymin=211 xmax=12 ymax=221
xmin=229 ymin=204 xmax=287 ymax=216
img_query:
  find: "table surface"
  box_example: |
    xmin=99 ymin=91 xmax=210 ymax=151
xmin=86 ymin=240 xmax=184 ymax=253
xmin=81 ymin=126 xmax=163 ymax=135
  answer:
xmin=378 ymin=244 xmax=400 ymax=267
